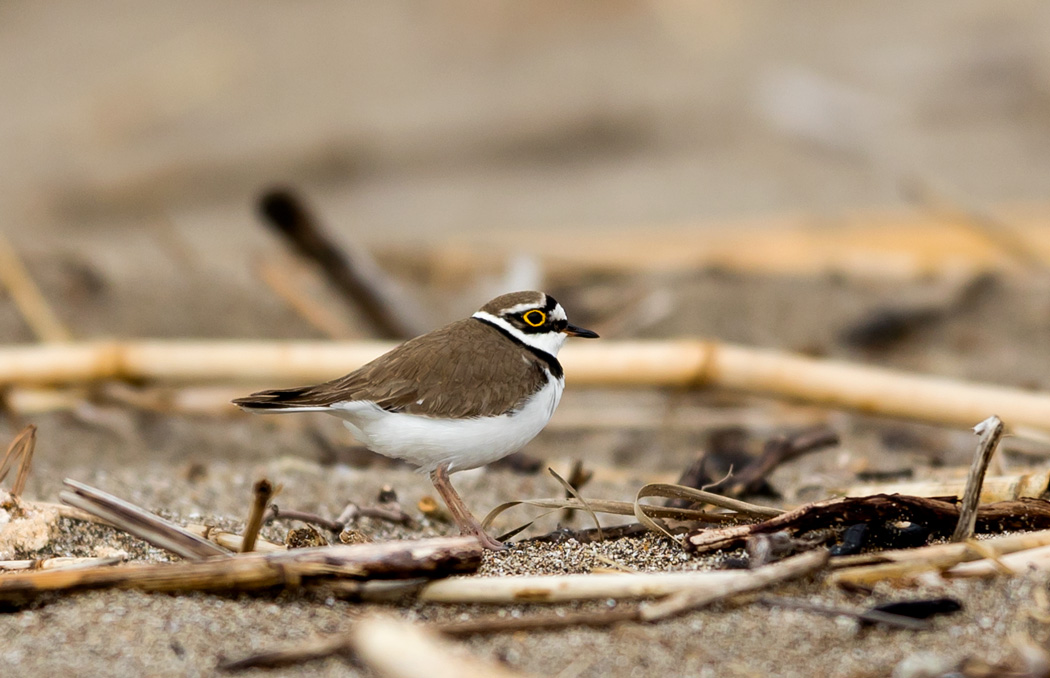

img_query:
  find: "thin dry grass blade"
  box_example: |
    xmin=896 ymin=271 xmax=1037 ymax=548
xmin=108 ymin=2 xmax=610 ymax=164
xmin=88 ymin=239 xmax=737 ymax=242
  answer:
xmin=0 ymin=424 xmax=36 ymax=498
xmin=0 ymin=233 xmax=72 ymax=343
xmin=547 ymin=467 xmax=603 ymax=541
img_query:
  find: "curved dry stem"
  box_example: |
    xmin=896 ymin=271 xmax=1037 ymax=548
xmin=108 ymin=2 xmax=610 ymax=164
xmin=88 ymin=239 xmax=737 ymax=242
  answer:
xmin=482 ymin=497 xmax=743 ymax=531
xmin=638 ymin=483 xmax=784 ymax=518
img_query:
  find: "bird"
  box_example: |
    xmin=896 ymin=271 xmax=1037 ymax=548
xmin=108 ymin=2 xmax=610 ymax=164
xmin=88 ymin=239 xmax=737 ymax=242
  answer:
xmin=233 ymin=291 xmax=599 ymax=550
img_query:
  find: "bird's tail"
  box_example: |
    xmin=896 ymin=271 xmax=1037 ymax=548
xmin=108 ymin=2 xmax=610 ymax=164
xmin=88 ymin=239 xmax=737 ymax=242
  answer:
xmin=232 ymin=386 xmax=333 ymax=413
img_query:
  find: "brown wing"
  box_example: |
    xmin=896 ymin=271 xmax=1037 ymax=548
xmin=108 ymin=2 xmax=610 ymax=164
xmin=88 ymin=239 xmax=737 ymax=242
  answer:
xmin=233 ymin=319 xmax=550 ymax=418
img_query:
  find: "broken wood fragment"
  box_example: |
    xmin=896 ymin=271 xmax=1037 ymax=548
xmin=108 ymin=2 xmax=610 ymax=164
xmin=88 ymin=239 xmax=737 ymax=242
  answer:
xmin=240 ymin=478 xmax=275 ymax=553
xmin=952 ymin=416 xmax=1005 ymax=542
xmin=59 ymin=479 xmax=228 ymax=560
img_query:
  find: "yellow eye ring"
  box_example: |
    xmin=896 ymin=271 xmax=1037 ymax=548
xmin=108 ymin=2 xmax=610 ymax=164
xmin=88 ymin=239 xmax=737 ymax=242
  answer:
xmin=523 ymin=310 xmax=546 ymax=327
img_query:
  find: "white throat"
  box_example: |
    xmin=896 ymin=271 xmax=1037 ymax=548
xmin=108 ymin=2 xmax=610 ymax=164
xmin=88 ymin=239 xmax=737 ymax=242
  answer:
xmin=472 ymin=311 xmax=567 ymax=357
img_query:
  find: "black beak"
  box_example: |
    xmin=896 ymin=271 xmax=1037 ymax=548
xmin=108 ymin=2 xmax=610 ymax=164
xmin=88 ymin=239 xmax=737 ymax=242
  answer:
xmin=563 ymin=323 xmax=599 ymax=339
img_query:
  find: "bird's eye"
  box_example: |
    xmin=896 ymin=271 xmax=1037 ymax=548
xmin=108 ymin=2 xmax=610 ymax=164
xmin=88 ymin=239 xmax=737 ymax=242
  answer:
xmin=522 ymin=310 xmax=546 ymax=327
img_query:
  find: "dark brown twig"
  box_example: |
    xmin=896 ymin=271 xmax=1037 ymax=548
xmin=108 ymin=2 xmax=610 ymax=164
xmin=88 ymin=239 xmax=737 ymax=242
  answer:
xmin=218 ymin=635 xmax=354 ymax=672
xmin=257 ymin=188 xmax=426 ymax=339
xmin=757 ymin=596 xmax=929 ymax=630
xmin=705 ymin=426 xmax=840 ymax=498
xmin=267 ymin=500 xmax=416 ymax=534
xmin=267 ymin=506 xmax=344 ymax=532
xmin=952 ymin=416 xmax=1005 ymax=543
xmin=241 ymin=479 xmax=275 ymax=553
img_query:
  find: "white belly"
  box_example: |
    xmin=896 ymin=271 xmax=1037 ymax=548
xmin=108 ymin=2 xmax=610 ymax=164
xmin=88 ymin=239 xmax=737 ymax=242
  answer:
xmin=328 ymin=377 xmax=564 ymax=474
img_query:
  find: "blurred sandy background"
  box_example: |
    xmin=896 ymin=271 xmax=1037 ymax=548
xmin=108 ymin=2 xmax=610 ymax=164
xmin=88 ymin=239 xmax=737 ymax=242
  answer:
xmin=3 ymin=1 xmax=1050 ymax=300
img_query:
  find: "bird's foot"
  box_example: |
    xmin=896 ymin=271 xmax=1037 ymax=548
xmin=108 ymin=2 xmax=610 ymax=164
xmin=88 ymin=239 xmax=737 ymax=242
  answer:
xmin=458 ymin=522 xmax=506 ymax=551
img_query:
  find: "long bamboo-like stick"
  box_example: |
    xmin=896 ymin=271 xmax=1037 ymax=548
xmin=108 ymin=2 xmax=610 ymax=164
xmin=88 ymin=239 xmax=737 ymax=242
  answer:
xmin=419 ymin=570 xmax=752 ymax=604
xmin=0 ymin=537 xmax=482 ymax=600
xmin=1 ymin=340 xmax=1049 ymax=431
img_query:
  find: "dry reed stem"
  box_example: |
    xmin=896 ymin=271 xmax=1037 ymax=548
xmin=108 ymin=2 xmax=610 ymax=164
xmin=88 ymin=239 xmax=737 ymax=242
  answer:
xmin=945 ymin=543 xmax=1050 ymax=578
xmin=0 ymin=233 xmax=72 ymax=343
xmin=0 ymin=537 xmax=482 ymax=601
xmin=254 ymin=256 xmax=356 ymax=339
xmin=1 ymin=340 xmax=1048 ymax=432
xmin=0 ymin=556 xmax=123 ymax=571
xmin=638 ymin=550 xmax=829 ymax=621
xmin=391 ymin=206 xmax=1050 ymax=279
xmin=952 ymin=416 xmax=1005 ymax=542
xmin=829 ymin=529 xmax=1050 ymax=587
xmin=420 ymin=569 xmax=758 ymax=604
xmin=184 ymin=524 xmax=284 ymax=553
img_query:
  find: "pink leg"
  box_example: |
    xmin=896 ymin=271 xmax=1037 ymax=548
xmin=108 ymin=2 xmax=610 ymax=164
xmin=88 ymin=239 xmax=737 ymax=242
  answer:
xmin=430 ymin=464 xmax=505 ymax=551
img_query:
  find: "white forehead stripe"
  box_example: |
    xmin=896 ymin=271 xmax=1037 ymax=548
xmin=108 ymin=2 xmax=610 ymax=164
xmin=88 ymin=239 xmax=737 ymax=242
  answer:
xmin=503 ymin=301 xmax=546 ymax=314
xmin=550 ymin=304 xmax=566 ymax=321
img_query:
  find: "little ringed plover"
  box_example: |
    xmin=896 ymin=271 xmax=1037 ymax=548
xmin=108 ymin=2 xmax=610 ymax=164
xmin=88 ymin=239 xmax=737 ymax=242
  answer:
xmin=233 ymin=290 xmax=598 ymax=550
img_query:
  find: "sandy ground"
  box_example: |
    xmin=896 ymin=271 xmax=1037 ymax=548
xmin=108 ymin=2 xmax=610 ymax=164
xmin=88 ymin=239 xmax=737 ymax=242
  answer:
xmin=3 ymin=3 xmax=1050 ymax=677
xmin=2 ymin=269 xmax=1050 ymax=678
